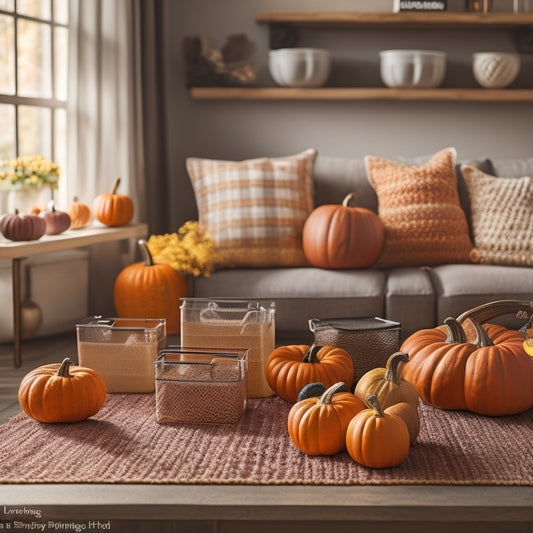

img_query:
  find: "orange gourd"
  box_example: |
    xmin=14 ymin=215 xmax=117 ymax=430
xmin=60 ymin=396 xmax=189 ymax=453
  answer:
xmin=346 ymin=394 xmax=410 ymax=468
xmin=302 ymin=193 xmax=385 ymax=269
xmin=385 ymin=401 xmax=420 ymax=445
xmin=93 ymin=177 xmax=134 ymax=226
xmin=18 ymin=358 xmax=106 ymax=423
xmin=287 ymin=382 xmax=365 ymax=456
xmin=354 ymin=352 xmax=419 ymax=410
xmin=113 ymin=239 xmax=187 ymax=334
xmin=266 ymin=344 xmax=354 ymax=403
xmin=401 ymin=300 xmax=533 ymax=416
xmin=67 ymin=197 xmax=92 ymax=229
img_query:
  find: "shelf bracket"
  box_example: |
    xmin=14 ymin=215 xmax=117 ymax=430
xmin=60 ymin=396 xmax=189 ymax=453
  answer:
xmin=516 ymin=25 xmax=533 ymax=54
xmin=269 ymin=24 xmax=299 ymax=50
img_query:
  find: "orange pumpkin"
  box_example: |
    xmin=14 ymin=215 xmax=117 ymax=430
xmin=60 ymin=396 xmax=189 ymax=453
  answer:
xmin=67 ymin=196 xmax=92 ymax=229
xmin=346 ymin=394 xmax=410 ymax=468
xmin=113 ymin=239 xmax=187 ymax=334
xmin=18 ymin=358 xmax=106 ymax=423
xmin=385 ymin=401 xmax=420 ymax=445
xmin=354 ymin=352 xmax=419 ymax=410
xmin=93 ymin=177 xmax=133 ymax=226
xmin=287 ymin=382 xmax=365 ymax=456
xmin=401 ymin=300 xmax=533 ymax=416
xmin=266 ymin=344 xmax=354 ymax=403
xmin=302 ymin=193 xmax=385 ymax=269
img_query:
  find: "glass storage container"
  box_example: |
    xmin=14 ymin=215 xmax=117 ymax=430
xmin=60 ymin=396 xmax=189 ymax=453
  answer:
xmin=180 ymin=299 xmax=275 ymax=398
xmin=76 ymin=317 xmax=167 ymax=393
xmin=155 ymin=347 xmax=248 ymax=424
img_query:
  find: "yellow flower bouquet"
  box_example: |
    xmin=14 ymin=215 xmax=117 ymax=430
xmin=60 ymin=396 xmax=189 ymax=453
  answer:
xmin=0 ymin=155 xmax=61 ymax=190
xmin=147 ymin=221 xmax=218 ymax=277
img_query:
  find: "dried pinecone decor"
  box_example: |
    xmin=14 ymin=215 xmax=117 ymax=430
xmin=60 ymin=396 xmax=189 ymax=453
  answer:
xmin=183 ymin=33 xmax=257 ymax=87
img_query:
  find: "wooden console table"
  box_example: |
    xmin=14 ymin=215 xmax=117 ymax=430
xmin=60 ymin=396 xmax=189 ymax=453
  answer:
xmin=0 ymin=223 xmax=149 ymax=368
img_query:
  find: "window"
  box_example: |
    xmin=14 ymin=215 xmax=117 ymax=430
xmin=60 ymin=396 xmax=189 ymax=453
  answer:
xmin=0 ymin=0 xmax=68 ymax=205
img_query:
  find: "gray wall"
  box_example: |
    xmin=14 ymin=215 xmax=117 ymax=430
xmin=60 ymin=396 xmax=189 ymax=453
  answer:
xmin=162 ymin=0 xmax=533 ymax=229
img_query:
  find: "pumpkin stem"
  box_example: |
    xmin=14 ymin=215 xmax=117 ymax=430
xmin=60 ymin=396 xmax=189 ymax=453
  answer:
xmin=73 ymin=196 xmax=79 ymax=202
xmin=444 ymin=317 xmax=467 ymax=344
xmin=319 ymin=382 xmax=346 ymax=405
xmin=303 ymin=344 xmax=322 ymax=363
xmin=470 ymin=319 xmax=494 ymax=348
xmin=366 ymin=394 xmax=384 ymax=417
xmin=138 ymin=239 xmax=154 ymax=266
xmin=57 ymin=358 xmax=75 ymax=378
xmin=111 ymin=177 xmax=121 ymax=195
xmin=384 ymin=352 xmax=409 ymax=385
xmin=342 ymin=193 xmax=356 ymax=207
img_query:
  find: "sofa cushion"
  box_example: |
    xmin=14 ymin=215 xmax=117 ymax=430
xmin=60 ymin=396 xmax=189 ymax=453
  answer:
xmin=385 ymin=267 xmax=436 ymax=340
xmin=462 ymin=165 xmax=532 ymax=267
xmin=185 ymin=149 xmax=316 ymax=269
xmin=192 ymin=267 xmax=386 ymax=337
xmin=429 ymin=264 xmax=533 ymax=328
xmin=365 ymin=148 xmax=473 ymax=268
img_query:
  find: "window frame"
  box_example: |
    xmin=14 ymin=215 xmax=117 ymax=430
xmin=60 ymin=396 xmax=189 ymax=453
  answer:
xmin=0 ymin=1 xmax=68 ymax=162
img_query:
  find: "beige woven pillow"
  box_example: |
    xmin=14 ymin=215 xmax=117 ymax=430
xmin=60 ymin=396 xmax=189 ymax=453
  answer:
xmin=365 ymin=148 xmax=473 ymax=267
xmin=186 ymin=149 xmax=316 ymax=268
xmin=462 ymin=166 xmax=533 ymax=266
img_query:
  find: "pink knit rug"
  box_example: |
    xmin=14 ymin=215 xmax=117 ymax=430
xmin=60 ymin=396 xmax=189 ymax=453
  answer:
xmin=0 ymin=394 xmax=531 ymax=485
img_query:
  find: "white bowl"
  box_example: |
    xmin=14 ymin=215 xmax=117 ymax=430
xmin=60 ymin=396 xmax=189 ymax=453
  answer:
xmin=473 ymin=52 xmax=520 ymax=89
xmin=269 ymin=48 xmax=331 ymax=88
xmin=379 ymin=50 xmax=447 ymax=89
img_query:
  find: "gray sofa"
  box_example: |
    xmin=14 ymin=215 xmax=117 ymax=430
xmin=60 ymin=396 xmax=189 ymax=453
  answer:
xmin=190 ymin=153 xmax=533 ymax=343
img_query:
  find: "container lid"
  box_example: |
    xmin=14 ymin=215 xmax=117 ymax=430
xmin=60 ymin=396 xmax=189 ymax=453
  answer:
xmin=180 ymin=299 xmax=275 ymax=326
xmin=76 ymin=316 xmax=166 ymax=332
xmin=309 ymin=317 xmax=400 ymax=332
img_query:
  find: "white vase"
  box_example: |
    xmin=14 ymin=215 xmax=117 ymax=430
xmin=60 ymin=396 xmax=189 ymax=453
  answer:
xmin=7 ymin=187 xmax=48 ymax=215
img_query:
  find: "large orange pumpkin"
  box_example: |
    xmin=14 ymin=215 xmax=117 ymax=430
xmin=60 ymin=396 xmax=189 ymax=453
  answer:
xmin=346 ymin=394 xmax=411 ymax=468
xmin=266 ymin=344 xmax=354 ymax=403
xmin=287 ymin=382 xmax=365 ymax=455
xmin=18 ymin=358 xmax=106 ymax=423
xmin=302 ymin=193 xmax=385 ymax=269
xmin=401 ymin=300 xmax=533 ymax=416
xmin=93 ymin=177 xmax=134 ymax=226
xmin=114 ymin=239 xmax=187 ymax=334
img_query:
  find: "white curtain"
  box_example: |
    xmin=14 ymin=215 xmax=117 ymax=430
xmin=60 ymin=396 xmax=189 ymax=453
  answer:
xmin=67 ymin=0 xmax=146 ymax=314
xmin=67 ymin=0 xmax=146 ymax=220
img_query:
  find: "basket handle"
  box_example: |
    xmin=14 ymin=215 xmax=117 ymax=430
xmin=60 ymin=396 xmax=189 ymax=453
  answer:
xmin=456 ymin=299 xmax=533 ymax=325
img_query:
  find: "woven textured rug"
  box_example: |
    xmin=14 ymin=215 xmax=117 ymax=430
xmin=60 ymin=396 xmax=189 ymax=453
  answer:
xmin=0 ymin=394 xmax=531 ymax=485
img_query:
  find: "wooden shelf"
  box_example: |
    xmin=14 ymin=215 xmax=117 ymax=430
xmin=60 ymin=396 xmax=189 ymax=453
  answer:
xmin=255 ymin=11 xmax=533 ymax=29
xmin=190 ymin=87 xmax=533 ymax=102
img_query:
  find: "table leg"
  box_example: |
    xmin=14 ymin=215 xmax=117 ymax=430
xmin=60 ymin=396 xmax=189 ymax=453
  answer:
xmin=12 ymin=258 xmax=22 ymax=368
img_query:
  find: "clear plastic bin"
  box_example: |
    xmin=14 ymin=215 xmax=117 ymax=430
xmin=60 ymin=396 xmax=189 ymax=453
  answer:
xmin=155 ymin=347 xmax=248 ymax=424
xmin=180 ymin=299 xmax=275 ymax=398
xmin=76 ymin=317 xmax=167 ymax=393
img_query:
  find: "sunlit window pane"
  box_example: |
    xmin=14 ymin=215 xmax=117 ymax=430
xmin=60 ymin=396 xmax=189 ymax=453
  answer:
xmin=54 ymin=107 xmax=67 ymax=205
xmin=18 ymin=105 xmax=52 ymax=157
xmin=0 ymin=104 xmax=16 ymax=160
xmin=0 ymin=0 xmax=14 ymax=12
xmin=53 ymin=0 xmax=68 ymax=25
xmin=0 ymin=15 xmax=15 ymax=94
xmin=17 ymin=0 xmax=51 ymax=21
xmin=17 ymin=19 xmax=52 ymax=99
xmin=54 ymin=26 xmax=68 ymax=100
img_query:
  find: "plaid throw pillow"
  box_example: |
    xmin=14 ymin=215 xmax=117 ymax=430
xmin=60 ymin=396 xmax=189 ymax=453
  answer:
xmin=462 ymin=166 xmax=533 ymax=266
xmin=186 ymin=149 xmax=316 ymax=268
xmin=365 ymin=148 xmax=473 ymax=268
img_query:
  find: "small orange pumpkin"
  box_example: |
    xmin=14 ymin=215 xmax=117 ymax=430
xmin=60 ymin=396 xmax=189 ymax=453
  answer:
xmin=287 ymin=382 xmax=365 ymax=456
xmin=354 ymin=352 xmax=419 ymax=410
xmin=266 ymin=344 xmax=354 ymax=403
xmin=113 ymin=239 xmax=187 ymax=334
xmin=93 ymin=177 xmax=134 ymax=226
xmin=302 ymin=193 xmax=385 ymax=269
xmin=346 ymin=394 xmax=411 ymax=468
xmin=385 ymin=401 xmax=420 ymax=445
xmin=67 ymin=196 xmax=92 ymax=229
xmin=18 ymin=358 xmax=106 ymax=423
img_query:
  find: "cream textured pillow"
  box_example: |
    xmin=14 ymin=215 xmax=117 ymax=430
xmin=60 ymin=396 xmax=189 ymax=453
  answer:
xmin=365 ymin=148 xmax=473 ymax=267
xmin=186 ymin=149 xmax=316 ymax=268
xmin=462 ymin=165 xmax=533 ymax=266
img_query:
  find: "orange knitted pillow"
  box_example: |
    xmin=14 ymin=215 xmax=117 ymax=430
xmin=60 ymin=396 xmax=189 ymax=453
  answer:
xmin=365 ymin=148 xmax=473 ymax=267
